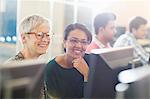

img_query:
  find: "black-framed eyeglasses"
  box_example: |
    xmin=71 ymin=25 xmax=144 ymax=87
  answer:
xmin=68 ymin=38 xmax=89 ymax=45
xmin=25 ymin=32 xmax=54 ymax=40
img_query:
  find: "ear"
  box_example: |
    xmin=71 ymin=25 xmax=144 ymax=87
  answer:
xmin=132 ymin=28 xmax=136 ymax=33
xmin=98 ymin=27 xmax=105 ymax=34
xmin=97 ymin=27 xmax=105 ymax=36
xmin=21 ymin=33 xmax=26 ymax=44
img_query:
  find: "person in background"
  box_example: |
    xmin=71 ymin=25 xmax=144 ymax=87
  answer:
xmin=114 ymin=16 xmax=150 ymax=65
xmin=7 ymin=15 xmax=52 ymax=62
xmin=86 ymin=12 xmax=116 ymax=53
xmin=45 ymin=23 xmax=92 ymax=98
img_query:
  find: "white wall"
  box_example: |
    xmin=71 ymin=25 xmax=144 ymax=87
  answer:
xmin=17 ymin=0 xmax=150 ymax=61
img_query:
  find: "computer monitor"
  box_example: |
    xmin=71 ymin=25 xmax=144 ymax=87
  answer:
xmin=0 ymin=59 xmax=46 ymax=99
xmin=91 ymin=46 xmax=134 ymax=69
xmin=84 ymin=47 xmax=133 ymax=98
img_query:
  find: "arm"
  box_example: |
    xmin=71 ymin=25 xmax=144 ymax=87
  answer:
xmin=72 ymin=57 xmax=89 ymax=82
xmin=133 ymin=43 xmax=150 ymax=64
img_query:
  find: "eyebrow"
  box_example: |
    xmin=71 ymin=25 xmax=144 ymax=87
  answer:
xmin=69 ymin=37 xmax=87 ymax=41
xmin=38 ymin=32 xmax=50 ymax=34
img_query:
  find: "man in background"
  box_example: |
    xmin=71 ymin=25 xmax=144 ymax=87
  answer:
xmin=114 ymin=16 xmax=150 ymax=65
xmin=86 ymin=12 xmax=116 ymax=53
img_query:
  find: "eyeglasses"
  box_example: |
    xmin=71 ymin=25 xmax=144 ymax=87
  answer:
xmin=68 ymin=38 xmax=89 ymax=45
xmin=25 ymin=32 xmax=54 ymax=40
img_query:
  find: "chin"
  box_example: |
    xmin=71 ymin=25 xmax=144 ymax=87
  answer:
xmin=73 ymin=54 xmax=84 ymax=59
xmin=37 ymin=50 xmax=47 ymax=55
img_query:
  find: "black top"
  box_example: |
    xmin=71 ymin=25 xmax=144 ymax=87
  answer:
xmin=45 ymin=58 xmax=85 ymax=98
xmin=45 ymin=54 xmax=131 ymax=99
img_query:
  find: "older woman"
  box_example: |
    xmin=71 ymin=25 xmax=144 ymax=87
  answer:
xmin=45 ymin=23 xmax=92 ymax=98
xmin=7 ymin=15 xmax=52 ymax=61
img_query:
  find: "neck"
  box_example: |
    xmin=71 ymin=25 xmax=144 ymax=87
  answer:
xmin=96 ymin=35 xmax=108 ymax=46
xmin=21 ymin=48 xmax=40 ymax=59
xmin=132 ymin=32 xmax=138 ymax=39
xmin=64 ymin=54 xmax=74 ymax=68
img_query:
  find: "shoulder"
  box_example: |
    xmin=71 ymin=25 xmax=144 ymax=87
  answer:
xmin=117 ymin=34 xmax=128 ymax=41
xmin=88 ymin=42 xmax=99 ymax=48
xmin=4 ymin=56 xmax=16 ymax=64
xmin=46 ymin=58 xmax=57 ymax=70
xmin=5 ymin=52 xmax=24 ymax=63
xmin=47 ymin=55 xmax=63 ymax=67
xmin=86 ymin=42 xmax=99 ymax=53
xmin=46 ymin=55 xmax=63 ymax=72
xmin=118 ymin=32 xmax=134 ymax=42
xmin=47 ymin=58 xmax=56 ymax=65
xmin=45 ymin=58 xmax=58 ymax=77
xmin=114 ymin=33 xmax=131 ymax=47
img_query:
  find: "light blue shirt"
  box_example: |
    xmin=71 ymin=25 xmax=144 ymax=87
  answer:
xmin=114 ymin=31 xmax=149 ymax=64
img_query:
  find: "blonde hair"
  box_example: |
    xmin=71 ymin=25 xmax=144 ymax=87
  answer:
xmin=19 ymin=14 xmax=50 ymax=34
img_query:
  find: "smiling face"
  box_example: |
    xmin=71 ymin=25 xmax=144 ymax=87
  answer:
xmin=64 ymin=29 xmax=89 ymax=59
xmin=22 ymin=23 xmax=51 ymax=56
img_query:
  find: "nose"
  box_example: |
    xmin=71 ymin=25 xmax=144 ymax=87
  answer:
xmin=41 ymin=34 xmax=50 ymax=42
xmin=75 ymin=42 xmax=82 ymax=48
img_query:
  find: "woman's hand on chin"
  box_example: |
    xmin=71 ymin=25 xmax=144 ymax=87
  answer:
xmin=72 ymin=57 xmax=89 ymax=82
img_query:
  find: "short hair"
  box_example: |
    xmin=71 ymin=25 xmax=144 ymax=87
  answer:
xmin=129 ymin=16 xmax=147 ymax=33
xmin=19 ymin=15 xmax=50 ymax=34
xmin=94 ymin=13 xmax=116 ymax=34
xmin=64 ymin=23 xmax=92 ymax=43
